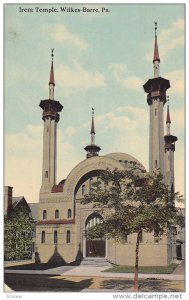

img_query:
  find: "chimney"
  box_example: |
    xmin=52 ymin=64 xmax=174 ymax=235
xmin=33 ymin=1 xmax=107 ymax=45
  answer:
xmin=4 ymin=186 xmax=13 ymax=216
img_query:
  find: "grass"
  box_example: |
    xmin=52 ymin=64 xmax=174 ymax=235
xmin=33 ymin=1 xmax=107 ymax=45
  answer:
xmin=103 ymin=263 xmax=178 ymax=274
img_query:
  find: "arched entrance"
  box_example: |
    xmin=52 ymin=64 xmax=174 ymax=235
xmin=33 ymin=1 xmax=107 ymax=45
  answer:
xmin=85 ymin=213 xmax=106 ymax=257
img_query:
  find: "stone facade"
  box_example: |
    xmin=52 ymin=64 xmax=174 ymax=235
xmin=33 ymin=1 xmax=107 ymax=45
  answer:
xmin=31 ymin=29 xmax=184 ymax=266
xmin=35 ymin=153 xmax=176 ymax=266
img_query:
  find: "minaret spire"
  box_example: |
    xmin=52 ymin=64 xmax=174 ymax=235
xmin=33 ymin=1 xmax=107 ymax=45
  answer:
xmin=153 ymin=22 xmax=160 ymax=78
xmin=84 ymin=108 xmax=101 ymax=159
xmin=164 ymin=96 xmax=178 ymax=192
xmin=39 ymin=49 xmax=63 ymax=193
xmin=166 ymin=96 xmax=171 ymax=135
xmin=90 ymin=108 xmax=95 ymax=144
xmin=143 ymin=22 xmax=170 ymax=176
xmin=49 ymin=48 xmax=55 ymax=100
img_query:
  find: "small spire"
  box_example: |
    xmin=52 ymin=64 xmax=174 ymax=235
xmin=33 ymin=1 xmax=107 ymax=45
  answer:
xmin=166 ymin=96 xmax=171 ymax=124
xmin=153 ymin=22 xmax=160 ymax=63
xmin=84 ymin=108 xmax=101 ymax=159
xmin=90 ymin=108 xmax=95 ymax=135
xmin=49 ymin=48 xmax=55 ymax=86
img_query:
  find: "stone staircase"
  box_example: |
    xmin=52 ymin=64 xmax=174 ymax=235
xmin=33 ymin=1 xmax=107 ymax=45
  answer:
xmin=80 ymin=257 xmax=112 ymax=267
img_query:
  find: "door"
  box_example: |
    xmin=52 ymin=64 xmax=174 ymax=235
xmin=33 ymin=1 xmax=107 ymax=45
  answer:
xmin=176 ymin=244 xmax=182 ymax=260
xmin=86 ymin=239 xmax=105 ymax=257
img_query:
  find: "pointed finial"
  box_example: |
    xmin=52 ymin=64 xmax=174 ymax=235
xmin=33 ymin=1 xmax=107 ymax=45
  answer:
xmin=154 ymin=21 xmax=157 ymax=37
xmin=49 ymin=48 xmax=55 ymax=86
xmin=91 ymin=107 xmax=95 ymax=135
xmin=153 ymin=21 xmax=160 ymax=64
xmin=51 ymin=48 xmax=54 ymax=62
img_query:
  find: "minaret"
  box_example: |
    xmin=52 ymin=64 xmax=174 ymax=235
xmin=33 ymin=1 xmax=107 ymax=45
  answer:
xmin=39 ymin=49 xmax=63 ymax=192
xmin=84 ymin=108 xmax=101 ymax=158
xmin=143 ymin=22 xmax=170 ymax=175
xmin=164 ymin=96 xmax=178 ymax=192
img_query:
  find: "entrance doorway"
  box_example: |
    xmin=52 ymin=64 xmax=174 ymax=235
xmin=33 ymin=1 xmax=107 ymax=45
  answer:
xmin=85 ymin=213 xmax=106 ymax=258
xmin=86 ymin=239 xmax=105 ymax=257
xmin=176 ymin=244 xmax=182 ymax=260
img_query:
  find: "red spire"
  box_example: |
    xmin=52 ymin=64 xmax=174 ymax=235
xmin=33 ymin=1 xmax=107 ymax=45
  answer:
xmin=90 ymin=108 xmax=95 ymax=134
xmin=166 ymin=102 xmax=171 ymax=124
xmin=49 ymin=49 xmax=55 ymax=86
xmin=153 ymin=22 xmax=160 ymax=63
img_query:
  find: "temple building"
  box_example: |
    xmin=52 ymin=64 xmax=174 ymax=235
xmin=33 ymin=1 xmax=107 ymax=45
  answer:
xmin=32 ymin=25 xmax=182 ymax=265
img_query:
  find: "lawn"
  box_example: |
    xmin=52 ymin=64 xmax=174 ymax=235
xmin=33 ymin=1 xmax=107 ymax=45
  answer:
xmin=103 ymin=263 xmax=178 ymax=274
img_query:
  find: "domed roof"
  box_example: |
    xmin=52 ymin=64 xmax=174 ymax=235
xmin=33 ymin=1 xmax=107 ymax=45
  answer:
xmin=105 ymin=152 xmax=145 ymax=169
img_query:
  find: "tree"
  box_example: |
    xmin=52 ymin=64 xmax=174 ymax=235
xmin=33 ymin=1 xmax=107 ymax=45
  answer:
xmin=4 ymin=206 xmax=35 ymax=261
xmin=82 ymin=161 xmax=184 ymax=291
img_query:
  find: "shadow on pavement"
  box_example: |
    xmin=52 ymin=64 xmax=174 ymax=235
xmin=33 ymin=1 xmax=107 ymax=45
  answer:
xmin=100 ymin=278 xmax=185 ymax=292
xmin=4 ymin=262 xmax=65 ymax=270
xmin=4 ymin=273 xmax=93 ymax=292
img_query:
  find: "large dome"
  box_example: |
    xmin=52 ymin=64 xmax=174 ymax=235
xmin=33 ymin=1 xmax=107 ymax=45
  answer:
xmin=105 ymin=152 xmax=143 ymax=165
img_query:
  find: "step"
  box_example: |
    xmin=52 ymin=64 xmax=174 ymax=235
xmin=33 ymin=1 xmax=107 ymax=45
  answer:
xmin=80 ymin=257 xmax=112 ymax=267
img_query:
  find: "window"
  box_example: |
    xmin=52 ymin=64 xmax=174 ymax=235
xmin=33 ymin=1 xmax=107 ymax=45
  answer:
xmin=55 ymin=209 xmax=59 ymax=219
xmin=45 ymin=171 xmax=48 ymax=178
xmin=32 ymin=242 xmax=35 ymax=253
xmin=125 ymin=234 xmax=128 ymax=243
xmin=155 ymin=108 xmax=157 ymax=116
xmin=155 ymin=160 xmax=158 ymax=169
xmin=66 ymin=230 xmax=71 ymax=243
xmin=82 ymin=184 xmax=85 ymax=195
xmin=67 ymin=209 xmax=72 ymax=218
xmin=43 ymin=210 xmax=47 ymax=220
xmin=89 ymin=178 xmax=93 ymax=190
xmin=41 ymin=231 xmax=45 ymax=243
xmin=54 ymin=231 xmax=58 ymax=244
xmin=154 ymin=229 xmax=160 ymax=243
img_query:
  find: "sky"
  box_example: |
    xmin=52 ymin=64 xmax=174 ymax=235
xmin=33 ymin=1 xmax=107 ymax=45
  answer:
xmin=4 ymin=3 xmax=185 ymax=204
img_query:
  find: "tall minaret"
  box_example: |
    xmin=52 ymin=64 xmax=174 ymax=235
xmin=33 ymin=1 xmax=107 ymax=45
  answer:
xmin=143 ymin=22 xmax=170 ymax=175
xmin=164 ymin=97 xmax=178 ymax=192
xmin=39 ymin=49 xmax=63 ymax=192
xmin=84 ymin=108 xmax=101 ymax=158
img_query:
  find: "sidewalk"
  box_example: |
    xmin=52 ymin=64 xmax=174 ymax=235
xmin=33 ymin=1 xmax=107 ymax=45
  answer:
xmin=4 ymin=264 xmax=185 ymax=281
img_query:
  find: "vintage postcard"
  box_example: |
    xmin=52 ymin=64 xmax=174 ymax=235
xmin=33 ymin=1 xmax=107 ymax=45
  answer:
xmin=3 ymin=2 xmax=185 ymax=298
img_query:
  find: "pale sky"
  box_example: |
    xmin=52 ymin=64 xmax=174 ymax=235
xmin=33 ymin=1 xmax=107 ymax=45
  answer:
xmin=4 ymin=3 xmax=185 ymax=204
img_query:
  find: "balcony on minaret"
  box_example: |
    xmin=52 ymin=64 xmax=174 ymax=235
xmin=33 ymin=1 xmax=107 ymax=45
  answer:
xmin=39 ymin=99 xmax=63 ymax=122
xmin=143 ymin=77 xmax=170 ymax=105
xmin=84 ymin=144 xmax=101 ymax=159
xmin=164 ymin=135 xmax=178 ymax=152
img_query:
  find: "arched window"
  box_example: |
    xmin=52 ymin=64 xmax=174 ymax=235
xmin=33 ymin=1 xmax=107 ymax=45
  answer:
xmin=55 ymin=209 xmax=59 ymax=219
xmin=89 ymin=178 xmax=93 ymax=190
xmin=54 ymin=231 xmax=58 ymax=244
xmin=43 ymin=210 xmax=47 ymax=220
xmin=41 ymin=231 xmax=45 ymax=243
xmin=67 ymin=209 xmax=72 ymax=218
xmin=66 ymin=230 xmax=71 ymax=243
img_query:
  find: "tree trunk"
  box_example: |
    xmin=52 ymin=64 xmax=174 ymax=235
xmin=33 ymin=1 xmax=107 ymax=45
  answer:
xmin=134 ymin=230 xmax=142 ymax=292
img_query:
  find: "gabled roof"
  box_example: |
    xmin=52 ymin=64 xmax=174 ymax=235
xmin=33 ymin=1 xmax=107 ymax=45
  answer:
xmin=12 ymin=196 xmax=28 ymax=209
